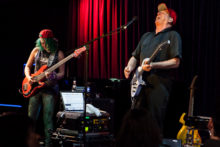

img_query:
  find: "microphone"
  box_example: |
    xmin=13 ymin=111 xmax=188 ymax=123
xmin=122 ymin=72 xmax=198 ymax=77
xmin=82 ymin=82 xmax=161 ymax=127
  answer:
xmin=123 ymin=16 xmax=138 ymax=30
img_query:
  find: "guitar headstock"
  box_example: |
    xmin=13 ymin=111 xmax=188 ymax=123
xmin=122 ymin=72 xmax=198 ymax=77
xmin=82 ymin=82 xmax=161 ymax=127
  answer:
xmin=190 ymin=75 xmax=198 ymax=89
xmin=73 ymin=46 xmax=88 ymax=57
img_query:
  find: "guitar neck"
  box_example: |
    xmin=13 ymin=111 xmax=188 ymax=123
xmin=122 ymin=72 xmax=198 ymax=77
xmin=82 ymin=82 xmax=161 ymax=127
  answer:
xmin=148 ymin=46 xmax=163 ymax=63
xmin=138 ymin=49 xmax=160 ymax=75
xmin=188 ymin=92 xmax=194 ymax=117
xmin=45 ymin=52 xmax=76 ymax=73
xmin=36 ymin=52 xmax=77 ymax=81
xmin=139 ymin=40 xmax=170 ymax=73
xmin=150 ymin=40 xmax=170 ymax=63
xmin=187 ymin=75 xmax=198 ymax=117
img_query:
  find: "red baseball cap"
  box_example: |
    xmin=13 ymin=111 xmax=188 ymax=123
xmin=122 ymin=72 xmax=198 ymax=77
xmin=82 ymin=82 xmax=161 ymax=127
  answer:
xmin=158 ymin=3 xmax=177 ymax=25
xmin=39 ymin=29 xmax=54 ymax=38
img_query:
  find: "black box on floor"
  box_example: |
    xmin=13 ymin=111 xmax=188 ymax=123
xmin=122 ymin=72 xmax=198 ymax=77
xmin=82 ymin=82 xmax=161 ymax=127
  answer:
xmin=52 ymin=132 xmax=115 ymax=147
xmin=56 ymin=111 xmax=111 ymax=134
xmin=53 ymin=111 xmax=114 ymax=147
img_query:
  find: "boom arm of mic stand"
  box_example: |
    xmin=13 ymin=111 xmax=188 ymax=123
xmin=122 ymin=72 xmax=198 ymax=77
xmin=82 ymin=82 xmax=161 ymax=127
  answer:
xmin=65 ymin=17 xmax=136 ymax=54
xmin=83 ymin=28 xmax=123 ymax=47
xmin=82 ymin=16 xmax=137 ymax=46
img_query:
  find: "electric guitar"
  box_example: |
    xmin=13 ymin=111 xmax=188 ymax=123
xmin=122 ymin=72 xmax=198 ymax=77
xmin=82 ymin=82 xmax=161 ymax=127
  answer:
xmin=130 ymin=40 xmax=170 ymax=99
xmin=21 ymin=46 xmax=87 ymax=98
xmin=177 ymin=75 xmax=202 ymax=146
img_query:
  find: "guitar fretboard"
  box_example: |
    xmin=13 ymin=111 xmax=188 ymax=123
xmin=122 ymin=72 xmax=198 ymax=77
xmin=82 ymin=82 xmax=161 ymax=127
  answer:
xmin=36 ymin=46 xmax=86 ymax=81
xmin=148 ymin=40 xmax=170 ymax=63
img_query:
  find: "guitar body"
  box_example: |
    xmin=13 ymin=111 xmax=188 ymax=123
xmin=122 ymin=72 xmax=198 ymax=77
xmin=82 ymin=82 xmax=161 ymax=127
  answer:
xmin=22 ymin=65 xmax=48 ymax=98
xmin=131 ymin=66 xmax=145 ymax=98
xmin=177 ymin=113 xmax=202 ymax=147
xmin=130 ymin=40 xmax=170 ymax=99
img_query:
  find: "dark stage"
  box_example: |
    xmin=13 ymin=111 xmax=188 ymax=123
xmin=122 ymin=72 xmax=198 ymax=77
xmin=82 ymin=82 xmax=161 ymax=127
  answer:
xmin=1 ymin=0 xmax=220 ymax=146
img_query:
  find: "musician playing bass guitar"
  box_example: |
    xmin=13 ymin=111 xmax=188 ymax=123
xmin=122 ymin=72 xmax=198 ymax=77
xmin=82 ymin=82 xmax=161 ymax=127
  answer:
xmin=124 ymin=3 xmax=182 ymax=136
xmin=24 ymin=29 xmax=65 ymax=147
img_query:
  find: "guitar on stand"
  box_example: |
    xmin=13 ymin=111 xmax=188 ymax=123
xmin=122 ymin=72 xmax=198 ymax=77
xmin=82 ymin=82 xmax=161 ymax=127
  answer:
xmin=177 ymin=75 xmax=202 ymax=147
xmin=21 ymin=46 xmax=87 ymax=98
xmin=130 ymin=40 xmax=170 ymax=108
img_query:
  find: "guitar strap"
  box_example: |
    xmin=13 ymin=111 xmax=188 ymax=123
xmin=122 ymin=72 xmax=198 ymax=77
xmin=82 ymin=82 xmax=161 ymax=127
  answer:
xmin=34 ymin=50 xmax=58 ymax=73
xmin=45 ymin=51 xmax=59 ymax=89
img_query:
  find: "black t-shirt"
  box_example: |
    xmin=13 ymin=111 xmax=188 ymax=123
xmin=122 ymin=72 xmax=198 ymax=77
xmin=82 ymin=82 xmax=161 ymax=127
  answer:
xmin=132 ymin=27 xmax=182 ymax=82
xmin=132 ymin=27 xmax=182 ymax=64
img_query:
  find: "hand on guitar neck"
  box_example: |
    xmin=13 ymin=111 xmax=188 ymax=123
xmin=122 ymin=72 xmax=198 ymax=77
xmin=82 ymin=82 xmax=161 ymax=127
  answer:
xmin=45 ymin=71 xmax=57 ymax=81
xmin=142 ymin=58 xmax=152 ymax=72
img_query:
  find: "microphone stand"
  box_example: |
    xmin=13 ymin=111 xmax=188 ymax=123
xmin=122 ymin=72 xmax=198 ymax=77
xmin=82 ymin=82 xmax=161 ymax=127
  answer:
xmin=65 ymin=17 xmax=137 ymax=147
xmin=83 ymin=49 xmax=88 ymax=147
xmin=65 ymin=16 xmax=137 ymax=55
xmin=81 ymin=17 xmax=137 ymax=47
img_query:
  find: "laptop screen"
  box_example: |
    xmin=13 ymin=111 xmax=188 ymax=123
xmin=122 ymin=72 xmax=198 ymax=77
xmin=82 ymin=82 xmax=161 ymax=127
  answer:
xmin=60 ymin=91 xmax=84 ymax=111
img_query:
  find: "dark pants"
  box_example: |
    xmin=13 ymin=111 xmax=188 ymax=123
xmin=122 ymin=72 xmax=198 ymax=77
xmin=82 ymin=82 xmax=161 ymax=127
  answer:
xmin=133 ymin=74 xmax=172 ymax=135
xmin=28 ymin=89 xmax=57 ymax=147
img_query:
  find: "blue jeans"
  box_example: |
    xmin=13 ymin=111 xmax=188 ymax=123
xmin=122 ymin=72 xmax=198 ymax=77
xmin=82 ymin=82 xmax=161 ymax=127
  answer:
xmin=28 ymin=89 xmax=56 ymax=147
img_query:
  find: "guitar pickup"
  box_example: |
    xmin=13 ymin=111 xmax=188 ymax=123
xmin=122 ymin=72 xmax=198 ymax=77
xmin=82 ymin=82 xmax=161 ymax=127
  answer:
xmin=23 ymin=84 xmax=27 ymax=91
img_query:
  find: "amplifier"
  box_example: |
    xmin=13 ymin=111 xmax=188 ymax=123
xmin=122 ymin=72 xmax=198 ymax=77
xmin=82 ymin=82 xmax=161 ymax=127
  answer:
xmin=56 ymin=111 xmax=111 ymax=134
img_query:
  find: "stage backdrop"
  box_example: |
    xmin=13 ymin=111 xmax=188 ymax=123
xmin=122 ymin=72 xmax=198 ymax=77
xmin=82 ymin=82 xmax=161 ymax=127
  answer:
xmin=66 ymin=0 xmax=220 ymax=116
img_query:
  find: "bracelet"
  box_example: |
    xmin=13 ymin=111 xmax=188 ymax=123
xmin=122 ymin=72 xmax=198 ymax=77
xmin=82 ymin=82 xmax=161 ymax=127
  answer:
xmin=49 ymin=72 xmax=57 ymax=80
xmin=54 ymin=73 xmax=57 ymax=80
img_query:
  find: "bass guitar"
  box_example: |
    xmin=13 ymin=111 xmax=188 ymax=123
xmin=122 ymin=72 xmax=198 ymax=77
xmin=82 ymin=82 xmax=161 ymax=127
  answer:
xmin=130 ymin=40 xmax=170 ymax=100
xmin=21 ymin=46 xmax=87 ymax=98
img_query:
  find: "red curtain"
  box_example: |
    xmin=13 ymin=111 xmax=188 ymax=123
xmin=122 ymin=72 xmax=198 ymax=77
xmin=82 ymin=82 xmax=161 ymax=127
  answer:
xmin=70 ymin=0 xmax=130 ymax=79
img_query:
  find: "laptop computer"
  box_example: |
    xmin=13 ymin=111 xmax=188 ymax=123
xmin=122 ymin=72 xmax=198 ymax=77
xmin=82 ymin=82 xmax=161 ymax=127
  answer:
xmin=60 ymin=91 xmax=85 ymax=112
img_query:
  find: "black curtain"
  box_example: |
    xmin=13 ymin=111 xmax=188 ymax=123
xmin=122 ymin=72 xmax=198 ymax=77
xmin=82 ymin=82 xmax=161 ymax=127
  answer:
xmin=125 ymin=0 xmax=220 ymax=138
